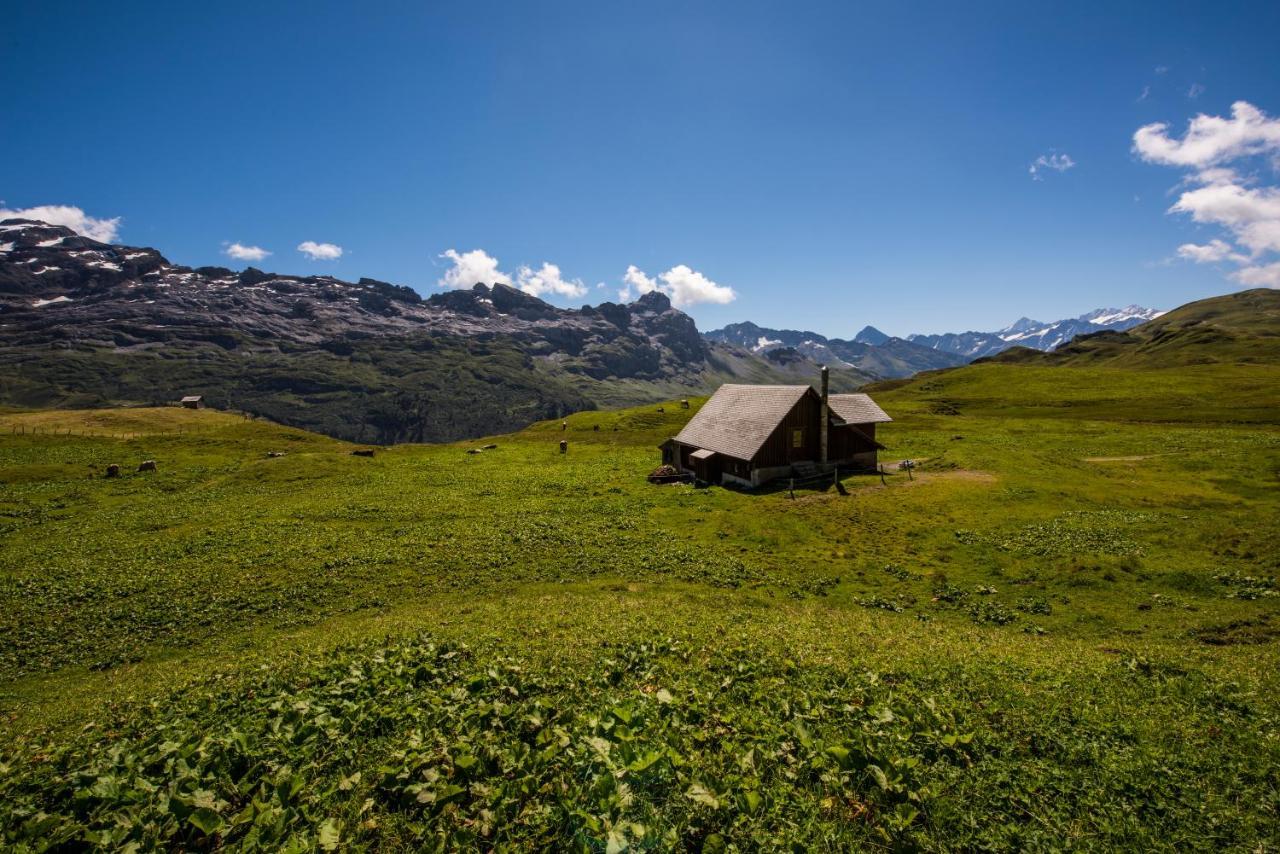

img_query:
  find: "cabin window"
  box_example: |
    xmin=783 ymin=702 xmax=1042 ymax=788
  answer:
xmin=792 ymin=428 xmax=803 ymax=448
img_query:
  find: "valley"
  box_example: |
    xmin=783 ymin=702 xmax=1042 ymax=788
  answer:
xmin=1 ymin=290 xmax=1277 ymax=847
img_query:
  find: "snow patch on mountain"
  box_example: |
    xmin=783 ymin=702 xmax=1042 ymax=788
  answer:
xmin=908 ymin=305 xmax=1164 ymax=360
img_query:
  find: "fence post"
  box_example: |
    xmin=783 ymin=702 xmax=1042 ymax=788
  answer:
xmin=789 ymin=478 xmax=795 ymax=500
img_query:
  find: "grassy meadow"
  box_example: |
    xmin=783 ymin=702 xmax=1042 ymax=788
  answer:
xmin=1 ymin=360 xmax=1277 ymax=850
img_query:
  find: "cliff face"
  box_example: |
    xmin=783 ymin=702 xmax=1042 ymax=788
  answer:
xmin=0 ymin=219 xmax=711 ymax=381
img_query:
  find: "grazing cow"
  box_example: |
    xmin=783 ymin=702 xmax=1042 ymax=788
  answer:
xmin=137 ymin=460 xmax=157 ymax=472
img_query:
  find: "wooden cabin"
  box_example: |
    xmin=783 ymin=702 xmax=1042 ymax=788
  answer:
xmin=659 ymin=368 xmax=890 ymax=487
xmin=180 ymin=395 xmax=204 ymax=410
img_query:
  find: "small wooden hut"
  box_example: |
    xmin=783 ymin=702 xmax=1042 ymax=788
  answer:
xmin=658 ymin=368 xmax=890 ymax=487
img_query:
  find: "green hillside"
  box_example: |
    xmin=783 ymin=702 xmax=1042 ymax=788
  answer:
xmin=1 ymin=349 xmax=1278 ymax=848
xmin=982 ymin=287 xmax=1280 ymax=367
xmin=0 ymin=335 xmax=868 ymax=447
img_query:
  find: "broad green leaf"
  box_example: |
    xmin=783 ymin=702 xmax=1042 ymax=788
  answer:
xmin=188 ymin=807 xmax=225 ymax=835
xmin=685 ymin=783 xmax=721 ymax=809
xmin=317 ymin=818 xmax=340 ymax=851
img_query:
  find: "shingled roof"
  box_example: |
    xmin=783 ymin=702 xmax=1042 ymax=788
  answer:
xmin=673 ymin=384 xmax=811 ymax=461
xmin=828 ymin=393 xmax=892 ymax=425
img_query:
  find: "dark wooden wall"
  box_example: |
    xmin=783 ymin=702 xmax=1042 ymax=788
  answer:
xmin=828 ymin=422 xmax=877 ymax=461
xmin=751 ymin=392 xmax=821 ymax=468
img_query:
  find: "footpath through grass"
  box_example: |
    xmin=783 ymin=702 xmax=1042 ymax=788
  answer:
xmin=1 ymin=362 xmax=1277 ymax=850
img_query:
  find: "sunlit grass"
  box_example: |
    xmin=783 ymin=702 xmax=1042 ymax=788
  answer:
xmin=0 ymin=359 xmax=1277 ymax=848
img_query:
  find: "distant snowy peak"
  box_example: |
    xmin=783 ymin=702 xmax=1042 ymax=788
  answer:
xmin=907 ymin=304 xmax=1164 ymax=360
xmin=1079 ymin=305 xmax=1165 ymax=326
xmin=998 ymin=317 xmax=1044 ymax=337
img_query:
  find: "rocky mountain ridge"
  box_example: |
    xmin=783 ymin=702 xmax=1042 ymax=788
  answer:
xmin=0 ymin=219 xmax=867 ymax=442
xmin=0 ymin=218 xmax=716 ymax=382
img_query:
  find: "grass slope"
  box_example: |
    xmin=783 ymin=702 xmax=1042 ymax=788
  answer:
xmin=1 ymin=357 xmax=1277 ymax=849
xmin=983 ymin=287 xmax=1280 ymax=368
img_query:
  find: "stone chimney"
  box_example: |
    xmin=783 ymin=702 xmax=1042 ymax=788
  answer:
xmin=820 ymin=365 xmax=830 ymax=465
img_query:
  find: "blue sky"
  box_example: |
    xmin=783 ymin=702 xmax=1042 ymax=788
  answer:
xmin=2 ymin=1 xmax=1278 ymax=336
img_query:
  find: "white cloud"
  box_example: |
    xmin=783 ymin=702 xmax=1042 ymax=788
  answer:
xmin=1029 ymin=152 xmax=1076 ymax=180
xmin=0 ymin=204 xmax=121 ymax=242
xmin=1187 ymin=83 xmax=1206 ymax=100
xmin=297 ymin=240 xmax=343 ymax=260
xmin=1137 ymin=85 xmax=1151 ymax=103
xmin=1169 ymin=182 xmax=1280 ymax=256
xmin=513 ymin=262 xmax=587 ymax=299
xmin=620 ymin=264 xmax=658 ymax=302
xmin=438 ymin=248 xmax=507 ymax=289
xmin=1233 ymin=261 xmax=1280 ymax=287
xmin=437 ymin=249 xmax=586 ymax=299
xmin=224 ymin=242 xmax=271 ymax=262
xmin=1133 ymin=101 xmax=1280 ymax=168
xmin=1176 ymin=238 xmax=1245 ymax=264
xmin=1137 ymin=101 xmax=1280 ymax=289
xmin=620 ymin=263 xmax=736 ymax=308
xmin=436 ymin=249 xmax=736 ymax=306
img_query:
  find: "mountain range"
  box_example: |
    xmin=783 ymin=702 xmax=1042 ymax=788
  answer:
xmin=701 ymin=322 xmax=970 ymax=377
xmin=904 ymin=307 xmax=1165 ymax=359
xmin=703 ymin=306 xmax=1166 ymax=371
xmin=0 ymin=217 xmax=1179 ymax=443
xmin=980 ymin=288 xmax=1278 ymax=369
xmin=0 ymin=219 xmax=869 ymax=443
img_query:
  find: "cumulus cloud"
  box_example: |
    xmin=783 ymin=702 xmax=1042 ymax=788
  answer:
xmin=224 ymin=242 xmax=271 ymax=262
xmin=0 ymin=204 xmax=121 ymax=242
xmin=1233 ymin=261 xmax=1280 ymax=287
xmin=618 ymin=264 xmax=658 ymax=301
xmin=1169 ymin=182 xmax=1280 ymax=256
xmin=297 ymin=240 xmax=343 ymax=260
xmin=1029 ymin=152 xmax=1076 ymax=180
xmin=1133 ymin=101 xmax=1280 ymax=168
xmin=438 ymin=249 xmax=586 ymax=299
xmin=619 ymin=264 xmax=736 ymax=308
xmin=436 ymin=249 xmax=735 ymax=306
xmin=438 ymin=248 xmax=506 ymax=289
xmin=513 ymin=262 xmax=587 ymax=299
xmin=1176 ymin=239 xmax=1245 ymax=264
xmin=1136 ymin=100 xmax=1280 ymax=289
